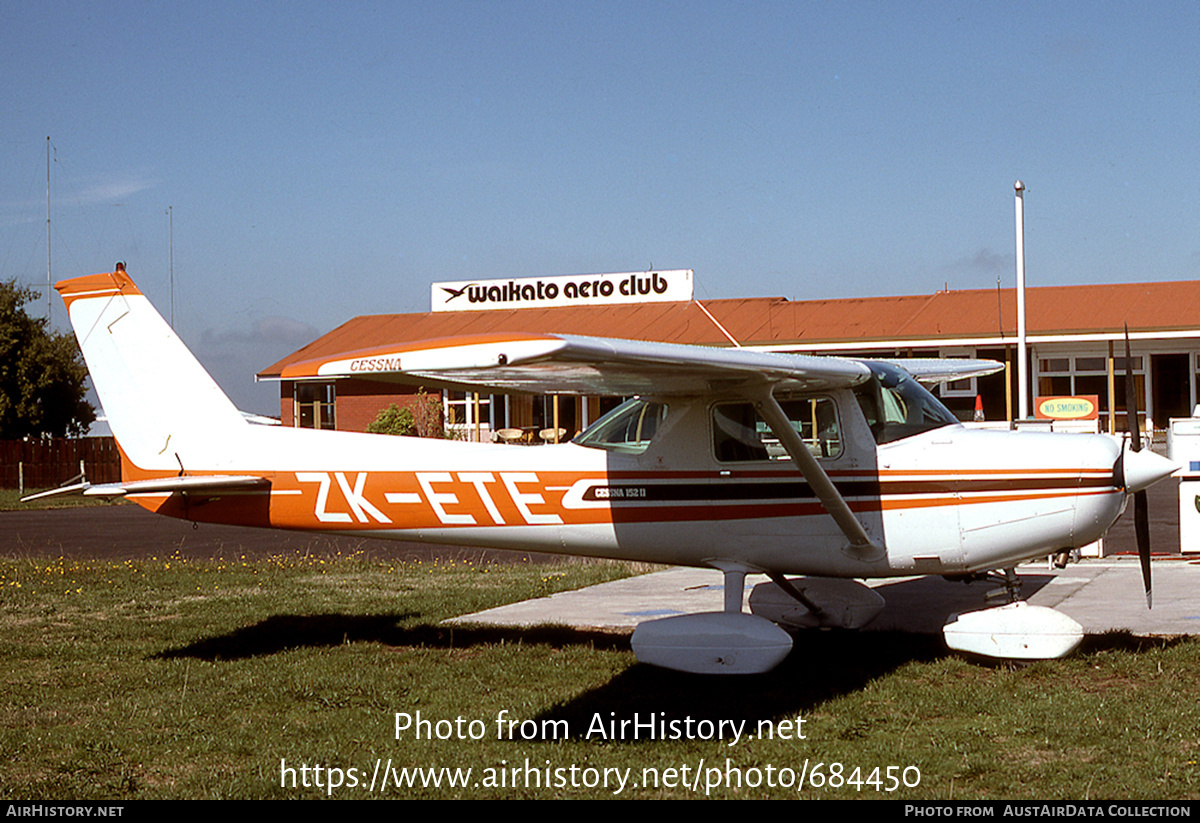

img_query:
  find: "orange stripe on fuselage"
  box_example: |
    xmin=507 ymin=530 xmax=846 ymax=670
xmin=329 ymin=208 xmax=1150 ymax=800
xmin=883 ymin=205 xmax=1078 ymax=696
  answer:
xmin=112 ymin=453 xmax=1119 ymax=532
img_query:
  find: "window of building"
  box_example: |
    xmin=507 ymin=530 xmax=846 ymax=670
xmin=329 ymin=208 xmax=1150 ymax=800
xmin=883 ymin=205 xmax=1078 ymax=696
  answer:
xmin=1036 ymin=353 xmax=1145 ymax=431
xmin=294 ymin=383 xmax=336 ymax=430
xmin=936 ymin=348 xmax=978 ymax=397
xmin=444 ymin=391 xmax=497 ymax=440
xmin=1194 ymin=353 xmax=1200 ymax=414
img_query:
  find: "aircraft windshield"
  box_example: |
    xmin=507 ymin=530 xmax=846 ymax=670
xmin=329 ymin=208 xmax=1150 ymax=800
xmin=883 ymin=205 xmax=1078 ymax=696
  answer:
xmin=574 ymin=398 xmax=668 ymax=454
xmin=854 ymin=361 xmax=959 ymax=444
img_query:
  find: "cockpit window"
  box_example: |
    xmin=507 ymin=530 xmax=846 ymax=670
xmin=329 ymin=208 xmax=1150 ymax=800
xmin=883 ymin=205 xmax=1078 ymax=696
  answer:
xmin=854 ymin=361 xmax=959 ymax=444
xmin=712 ymin=397 xmax=842 ymax=462
xmin=574 ymin=398 xmax=668 ymax=454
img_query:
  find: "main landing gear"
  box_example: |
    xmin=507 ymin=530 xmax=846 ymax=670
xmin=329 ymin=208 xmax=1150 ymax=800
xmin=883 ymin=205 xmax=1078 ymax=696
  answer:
xmin=630 ymin=564 xmax=889 ymax=675
xmin=630 ymin=565 xmax=793 ymax=675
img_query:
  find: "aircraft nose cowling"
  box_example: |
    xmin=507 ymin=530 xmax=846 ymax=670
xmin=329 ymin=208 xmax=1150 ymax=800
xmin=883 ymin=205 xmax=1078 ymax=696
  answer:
xmin=1119 ymin=448 xmax=1178 ymax=494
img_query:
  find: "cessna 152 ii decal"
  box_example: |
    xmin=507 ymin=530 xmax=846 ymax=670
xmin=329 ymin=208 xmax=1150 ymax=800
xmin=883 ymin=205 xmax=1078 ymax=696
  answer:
xmin=39 ymin=269 xmax=1177 ymax=674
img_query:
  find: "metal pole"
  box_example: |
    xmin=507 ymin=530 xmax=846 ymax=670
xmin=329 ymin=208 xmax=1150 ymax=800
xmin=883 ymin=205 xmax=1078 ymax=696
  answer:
xmin=46 ymin=137 xmax=51 ymax=322
xmin=1005 ymin=346 xmax=1013 ymax=424
xmin=168 ymin=205 xmax=174 ymax=328
xmin=1107 ymin=341 xmax=1116 ymax=435
xmin=1014 ymin=180 xmax=1028 ymax=420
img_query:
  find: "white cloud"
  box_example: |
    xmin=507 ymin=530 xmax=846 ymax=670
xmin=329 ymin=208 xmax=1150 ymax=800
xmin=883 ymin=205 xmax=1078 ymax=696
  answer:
xmin=1 ymin=169 xmax=158 ymax=216
xmin=68 ymin=171 xmax=159 ymax=206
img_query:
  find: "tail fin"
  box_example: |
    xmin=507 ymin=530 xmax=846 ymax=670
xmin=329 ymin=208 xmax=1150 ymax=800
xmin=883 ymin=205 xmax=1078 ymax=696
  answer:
xmin=58 ymin=270 xmax=247 ymax=474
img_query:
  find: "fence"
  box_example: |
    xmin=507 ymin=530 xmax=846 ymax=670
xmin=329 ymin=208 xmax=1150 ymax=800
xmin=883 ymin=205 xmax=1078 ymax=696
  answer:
xmin=0 ymin=437 xmax=122 ymax=491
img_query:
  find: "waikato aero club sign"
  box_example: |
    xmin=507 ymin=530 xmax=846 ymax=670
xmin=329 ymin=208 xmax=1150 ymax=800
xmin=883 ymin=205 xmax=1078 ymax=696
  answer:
xmin=431 ymin=270 xmax=694 ymax=313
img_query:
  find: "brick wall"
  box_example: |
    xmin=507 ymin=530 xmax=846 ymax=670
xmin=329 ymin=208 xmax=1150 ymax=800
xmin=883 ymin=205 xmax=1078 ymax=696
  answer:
xmin=334 ymin=379 xmax=424 ymax=433
xmin=277 ymin=379 xmax=442 ymax=434
xmin=279 ymin=381 xmax=295 ymax=427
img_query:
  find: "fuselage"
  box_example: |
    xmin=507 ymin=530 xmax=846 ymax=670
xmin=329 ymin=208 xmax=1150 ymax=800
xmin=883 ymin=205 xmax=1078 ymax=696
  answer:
xmin=123 ymin=389 xmax=1129 ymax=579
xmin=58 ymin=270 xmax=1139 ymax=581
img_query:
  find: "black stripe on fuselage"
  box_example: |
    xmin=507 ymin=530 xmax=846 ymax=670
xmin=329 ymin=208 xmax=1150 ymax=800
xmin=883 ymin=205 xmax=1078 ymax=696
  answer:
xmin=581 ymin=474 xmax=1117 ymax=503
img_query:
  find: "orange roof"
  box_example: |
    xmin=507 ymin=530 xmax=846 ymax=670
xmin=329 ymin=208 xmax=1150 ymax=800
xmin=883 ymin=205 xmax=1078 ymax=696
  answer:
xmin=259 ymin=280 xmax=1200 ymax=379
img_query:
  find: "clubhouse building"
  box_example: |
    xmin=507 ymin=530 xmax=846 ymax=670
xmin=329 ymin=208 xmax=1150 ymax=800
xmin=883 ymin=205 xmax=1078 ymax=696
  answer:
xmin=258 ymin=270 xmax=1200 ymax=443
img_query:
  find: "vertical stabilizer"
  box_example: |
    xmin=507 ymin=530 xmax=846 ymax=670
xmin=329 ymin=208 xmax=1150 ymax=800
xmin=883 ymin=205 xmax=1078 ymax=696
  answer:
xmin=57 ymin=270 xmax=247 ymax=473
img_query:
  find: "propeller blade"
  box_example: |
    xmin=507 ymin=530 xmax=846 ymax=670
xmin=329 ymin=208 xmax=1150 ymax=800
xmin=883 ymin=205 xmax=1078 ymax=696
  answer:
xmin=1124 ymin=323 xmax=1152 ymax=608
xmin=1135 ymin=490 xmax=1151 ymax=608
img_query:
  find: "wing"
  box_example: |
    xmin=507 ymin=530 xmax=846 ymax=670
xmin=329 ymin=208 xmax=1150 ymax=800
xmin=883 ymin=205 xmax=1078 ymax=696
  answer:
xmin=279 ymin=332 xmax=873 ymax=396
xmin=280 ymin=332 xmax=888 ymax=555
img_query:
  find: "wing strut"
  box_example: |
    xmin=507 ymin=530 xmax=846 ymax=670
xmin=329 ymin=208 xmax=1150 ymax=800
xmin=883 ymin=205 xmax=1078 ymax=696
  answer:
xmin=753 ymin=388 xmax=881 ymax=560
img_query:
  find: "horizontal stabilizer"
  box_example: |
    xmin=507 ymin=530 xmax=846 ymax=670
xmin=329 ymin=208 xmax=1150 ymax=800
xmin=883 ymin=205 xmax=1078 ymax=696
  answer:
xmin=21 ymin=475 xmax=269 ymax=502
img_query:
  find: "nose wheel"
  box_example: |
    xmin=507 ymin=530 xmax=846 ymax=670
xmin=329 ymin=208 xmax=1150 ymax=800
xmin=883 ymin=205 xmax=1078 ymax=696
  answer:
xmin=943 ymin=567 xmax=1083 ymax=660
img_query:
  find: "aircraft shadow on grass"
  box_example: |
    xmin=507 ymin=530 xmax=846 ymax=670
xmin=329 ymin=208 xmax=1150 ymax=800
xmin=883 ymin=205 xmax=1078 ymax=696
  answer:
xmin=151 ymin=613 xmax=630 ymax=662
xmin=150 ymin=610 xmax=951 ymax=730
xmin=149 ymin=571 xmax=1050 ymax=663
xmin=150 ymin=568 xmax=1184 ymax=741
xmin=151 ymin=571 xmax=990 ymax=664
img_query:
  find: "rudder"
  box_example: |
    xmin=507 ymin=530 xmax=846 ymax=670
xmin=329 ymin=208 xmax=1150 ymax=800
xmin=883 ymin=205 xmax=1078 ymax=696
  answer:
xmin=58 ymin=269 xmax=247 ymax=474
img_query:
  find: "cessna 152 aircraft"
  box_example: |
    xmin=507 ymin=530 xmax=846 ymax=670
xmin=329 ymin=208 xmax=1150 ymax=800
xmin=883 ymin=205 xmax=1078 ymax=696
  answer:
xmin=40 ymin=269 xmax=1178 ymax=674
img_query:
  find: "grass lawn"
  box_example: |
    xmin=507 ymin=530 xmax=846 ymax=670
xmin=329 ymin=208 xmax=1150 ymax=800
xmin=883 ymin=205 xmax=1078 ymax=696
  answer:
xmin=2 ymin=550 xmax=1199 ymax=799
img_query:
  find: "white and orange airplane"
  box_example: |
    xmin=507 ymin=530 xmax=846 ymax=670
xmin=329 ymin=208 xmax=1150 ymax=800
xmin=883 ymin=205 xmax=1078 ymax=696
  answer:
xmin=38 ymin=269 xmax=1178 ymax=673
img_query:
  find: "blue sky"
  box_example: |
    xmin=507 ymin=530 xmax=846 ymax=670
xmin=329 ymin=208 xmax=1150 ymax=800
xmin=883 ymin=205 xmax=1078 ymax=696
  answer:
xmin=3 ymin=1 xmax=1198 ymax=413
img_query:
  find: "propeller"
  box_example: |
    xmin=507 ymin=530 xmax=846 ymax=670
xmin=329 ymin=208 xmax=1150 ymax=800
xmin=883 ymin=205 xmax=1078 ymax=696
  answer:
xmin=1123 ymin=325 xmax=1153 ymax=608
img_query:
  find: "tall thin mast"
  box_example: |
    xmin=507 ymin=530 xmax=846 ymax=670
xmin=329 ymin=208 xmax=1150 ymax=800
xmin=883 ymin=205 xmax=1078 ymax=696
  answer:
xmin=46 ymin=136 xmax=51 ymax=321
xmin=168 ymin=205 xmax=174 ymax=328
xmin=1014 ymin=180 xmax=1028 ymax=420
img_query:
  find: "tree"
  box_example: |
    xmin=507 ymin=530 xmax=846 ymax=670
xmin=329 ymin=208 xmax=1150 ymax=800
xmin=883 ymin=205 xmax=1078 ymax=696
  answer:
xmin=0 ymin=280 xmax=95 ymax=438
xmin=367 ymin=403 xmax=416 ymax=436
xmin=366 ymin=390 xmax=454 ymax=439
xmin=412 ymin=389 xmax=451 ymax=439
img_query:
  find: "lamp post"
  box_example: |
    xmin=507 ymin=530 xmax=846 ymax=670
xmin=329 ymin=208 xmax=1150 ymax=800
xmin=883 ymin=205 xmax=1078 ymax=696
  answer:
xmin=1014 ymin=180 xmax=1028 ymax=421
